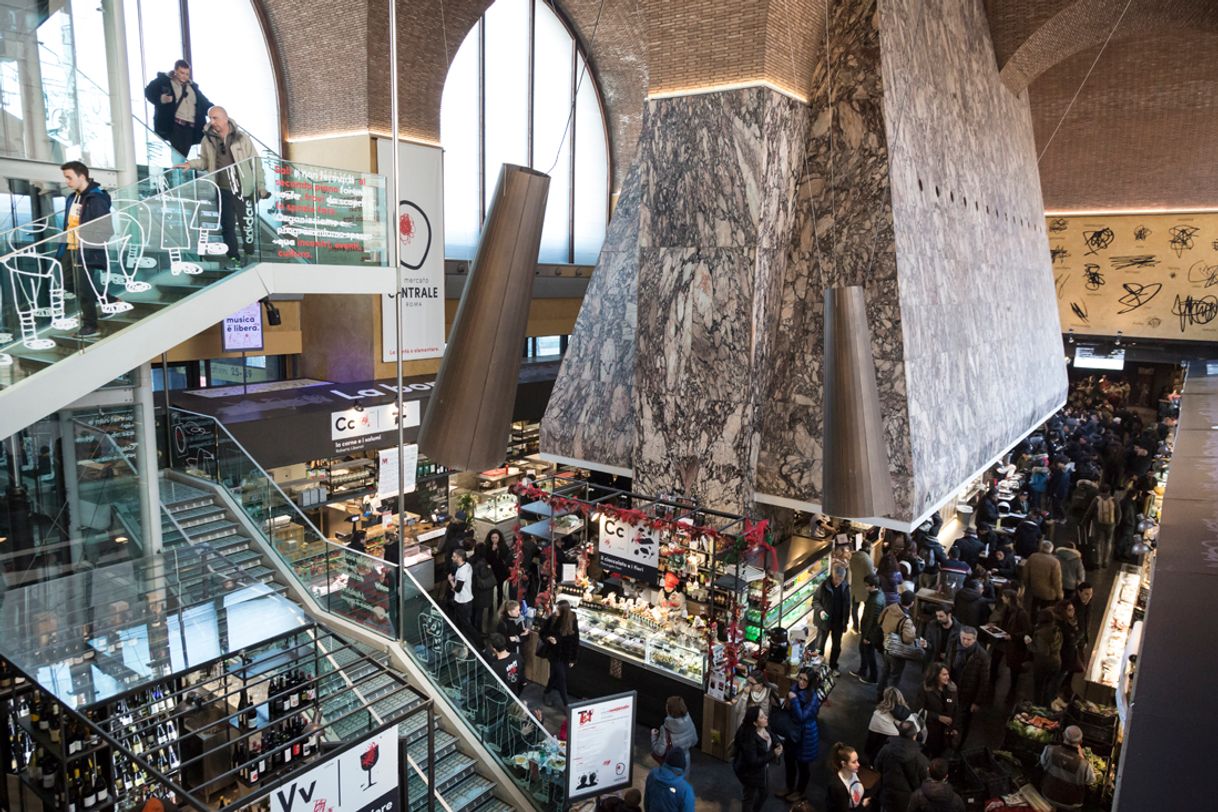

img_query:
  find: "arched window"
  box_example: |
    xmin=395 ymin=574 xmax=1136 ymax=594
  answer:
xmin=441 ymin=0 xmax=610 ymax=264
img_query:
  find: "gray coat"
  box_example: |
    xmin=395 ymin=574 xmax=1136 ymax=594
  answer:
xmin=849 ymin=549 xmax=876 ymax=602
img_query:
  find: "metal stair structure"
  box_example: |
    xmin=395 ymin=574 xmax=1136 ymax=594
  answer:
xmin=158 ymin=477 xmax=526 ymax=812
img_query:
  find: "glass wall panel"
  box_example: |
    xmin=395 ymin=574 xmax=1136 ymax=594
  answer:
xmin=532 ymin=2 xmax=573 ymax=263
xmin=440 ymin=20 xmax=481 ymax=260
xmin=482 ymin=0 xmax=530 ymax=213
xmin=573 ymin=54 xmax=609 ymax=264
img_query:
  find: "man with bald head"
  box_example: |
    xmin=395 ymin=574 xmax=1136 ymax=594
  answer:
xmin=177 ymin=106 xmax=266 ymax=269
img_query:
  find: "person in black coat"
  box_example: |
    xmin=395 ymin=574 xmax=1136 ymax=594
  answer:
xmin=874 ymin=720 xmax=929 ymax=812
xmin=143 ymin=60 xmax=212 ymax=157
xmin=539 ymin=600 xmax=579 ymax=708
xmin=813 ymin=565 xmax=852 ymax=670
xmin=952 ymin=530 xmax=984 ymax=569
xmin=733 ymin=706 xmax=783 ymax=812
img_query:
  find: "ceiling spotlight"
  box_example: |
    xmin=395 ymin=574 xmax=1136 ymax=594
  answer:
xmin=1067 ymin=329 xmax=1075 ymax=345
xmin=1114 ymin=330 xmax=1123 ymax=347
xmin=114 ymin=535 xmax=129 ymax=544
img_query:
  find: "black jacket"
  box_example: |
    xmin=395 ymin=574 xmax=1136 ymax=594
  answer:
xmin=1013 ymin=518 xmax=1042 ymax=558
xmin=952 ymin=586 xmax=993 ymax=629
xmin=732 ymin=729 xmax=779 ymax=788
xmin=143 ymin=72 xmax=211 ymax=145
xmin=874 ymin=737 xmax=929 ymax=809
xmin=953 ymin=534 xmax=984 ymax=568
xmin=814 ymin=577 xmax=851 ymax=632
xmin=539 ymin=616 xmax=580 ymax=664
xmin=908 ymin=779 xmax=966 ymax=812
xmin=59 ymin=181 xmax=112 ymax=266
xmin=946 ymin=640 xmax=992 ymax=706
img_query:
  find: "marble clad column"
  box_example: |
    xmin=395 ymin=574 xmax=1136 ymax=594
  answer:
xmin=756 ymin=0 xmax=915 ymax=519
xmin=631 ymin=88 xmax=807 ymax=512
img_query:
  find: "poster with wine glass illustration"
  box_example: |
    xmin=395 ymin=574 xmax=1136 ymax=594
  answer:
xmin=1048 ymin=212 xmax=1218 ymax=341
xmin=270 ymin=727 xmax=398 ymax=812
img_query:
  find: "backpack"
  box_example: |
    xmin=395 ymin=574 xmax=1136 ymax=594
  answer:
xmin=474 ymin=559 xmax=497 ymax=591
xmin=1096 ymin=496 xmax=1116 ymax=526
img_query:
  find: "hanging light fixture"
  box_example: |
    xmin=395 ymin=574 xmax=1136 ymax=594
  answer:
xmin=821 ymin=286 xmax=896 ymax=519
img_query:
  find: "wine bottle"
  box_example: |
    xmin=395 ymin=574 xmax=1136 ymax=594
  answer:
xmin=233 ymin=739 xmax=247 ymax=783
xmin=83 ymin=765 xmax=98 ymax=808
xmin=289 ymin=672 xmax=301 ymax=710
xmin=238 ymin=688 xmax=255 ymax=731
xmin=93 ymin=758 xmax=109 ymax=804
xmin=29 ymin=692 xmax=42 ymax=729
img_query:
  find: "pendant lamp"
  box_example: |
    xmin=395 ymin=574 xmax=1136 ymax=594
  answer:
xmin=821 ymin=285 xmax=896 ymax=519
xmin=419 ymin=164 xmax=550 ymax=472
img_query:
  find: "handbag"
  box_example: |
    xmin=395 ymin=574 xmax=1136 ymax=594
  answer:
xmin=884 ymin=631 xmax=924 ymax=661
xmin=650 ymin=727 xmax=672 ymax=764
xmin=535 ymin=636 xmax=552 ymax=659
xmin=769 ymin=705 xmax=799 ymax=744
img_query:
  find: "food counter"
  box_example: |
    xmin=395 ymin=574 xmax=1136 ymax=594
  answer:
xmin=743 ymin=535 xmax=832 ymax=645
xmin=1084 ymin=564 xmax=1141 ymax=701
xmin=472 ymin=487 xmax=518 ymax=539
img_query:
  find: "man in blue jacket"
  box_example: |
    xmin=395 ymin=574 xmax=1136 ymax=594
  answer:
xmin=59 ymin=161 xmax=112 ymax=338
xmin=644 ymin=747 xmax=694 ymax=812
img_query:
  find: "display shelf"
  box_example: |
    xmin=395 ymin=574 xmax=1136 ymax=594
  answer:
xmin=1085 ymin=564 xmax=1141 ymax=692
xmin=571 ymin=599 xmax=705 ymax=686
xmin=520 ymin=514 xmax=585 ymax=540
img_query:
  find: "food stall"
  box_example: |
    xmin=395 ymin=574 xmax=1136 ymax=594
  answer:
xmin=1083 ymin=564 xmax=1141 ymax=703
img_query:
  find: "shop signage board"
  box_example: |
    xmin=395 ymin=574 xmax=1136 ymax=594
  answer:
xmin=377 ymin=444 xmax=419 ymax=499
xmin=221 ymin=302 xmax=264 ymax=352
xmin=376 ymin=139 xmax=446 ymax=362
xmin=331 ymin=401 xmax=421 ymax=454
xmin=270 ymin=727 xmax=398 ymax=812
xmin=566 ymin=691 xmax=636 ymax=802
xmin=598 ymin=516 xmax=660 ymax=585
xmin=1074 ymin=345 xmax=1126 ymax=370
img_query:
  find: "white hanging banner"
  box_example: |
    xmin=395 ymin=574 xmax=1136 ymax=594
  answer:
xmin=376 ymin=138 xmax=446 ymax=362
xmin=377 ymin=444 xmax=419 ymax=500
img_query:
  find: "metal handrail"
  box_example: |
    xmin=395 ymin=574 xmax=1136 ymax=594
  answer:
xmin=167 ymin=407 xmax=563 ymax=748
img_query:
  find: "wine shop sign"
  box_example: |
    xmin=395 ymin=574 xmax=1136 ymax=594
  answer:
xmin=271 ymin=727 xmax=398 ymax=812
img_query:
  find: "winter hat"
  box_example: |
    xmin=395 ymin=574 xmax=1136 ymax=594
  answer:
xmin=664 ymin=746 xmax=687 ymax=770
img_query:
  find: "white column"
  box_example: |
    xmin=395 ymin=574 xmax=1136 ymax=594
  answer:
xmin=134 ymin=363 xmax=163 ymax=554
xmin=102 ymin=0 xmax=139 ymax=189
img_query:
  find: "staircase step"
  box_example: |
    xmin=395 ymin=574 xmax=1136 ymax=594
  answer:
xmin=171 ymin=505 xmax=227 ymax=524
xmin=406 ymin=730 xmax=458 ymax=765
xmin=433 ymin=751 xmax=478 ymax=794
xmin=438 ymin=773 xmax=496 ymax=812
xmin=186 ymin=520 xmax=241 ymax=540
xmin=473 ymin=799 xmax=516 ymax=812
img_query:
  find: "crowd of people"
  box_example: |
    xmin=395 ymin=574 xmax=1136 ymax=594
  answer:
xmin=585 ymin=374 xmax=1172 ymax=811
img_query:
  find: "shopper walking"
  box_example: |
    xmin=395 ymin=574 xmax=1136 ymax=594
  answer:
xmin=1071 ymin=583 xmax=1095 ymax=648
xmin=876 ymin=554 xmax=904 ymax=604
xmin=650 ymin=697 xmax=698 ymax=773
xmin=486 ymin=529 xmax=512 ymax=608
xmin=852 ymin=574 xmax=884 ymax=684
xmin=813 ymin=565 xmax=851 ymax=671
xmin=1055 ymin=600 xmax=1086 ymax=699
xmin=1038 ymin=725 xmax=1096 ymax=809
xmin=496 ymin=600 xmax=531 ymax=654
xmin=781 ymin=669 xmax=823 ymax=801
xmin=732 ymin=707 xmax=783 ymax=812
xmin=1029 ymin=608 xmax=1063 ymax=706
xmin=1054 ymin=540 xmax=1086 ymax=598
xmin=849 ymin=540 xmax=876 ymax=631
xmin=878 ymin=591 xmax=921 ymax=700
xmin=919 ymin=663 xmax=959 ymax=758
xmin=945 ymin=626 xmax=990 ymax=745
xmin=873 ymin=720 xmax=929 ymax=812
xmin=539 ymin=600 xmax=579 ymax=708
xmin=471 ymin=543 xmax=498 ymax=635
xmin=1082 ymin=483 xmax=1121 ymax=567
xmin=825 ymin=742 xmax=871 ymax=811
xmin=923 ymin=608 xmax=961 ymax=666
xmin=987 ymin=589 xmax=1030 ymax=704
xmin=644 ymin=747 xmax=695 ymax=812
xmin=908 ymin=758 xmax=965 ymax=812
xmin=486 ymin=633 xmax=523 ymax=696
xmin=447 ymin=549 xmax=476 ymax=640
xmin=57 ymin=161 xmax=112 ymax=339
xmin=864 ymin=687 xmax=917 ymax=764
xmin=176 ymin=106 xmax=266 ymax=270
xmin=144 ymin=60 xmax=211 ymax=157
xmin=1023 ymin=540 xmax=1063 ymax=614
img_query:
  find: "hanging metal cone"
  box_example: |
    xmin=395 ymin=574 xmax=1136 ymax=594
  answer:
xmin=822 ymin=285 xmax=897 ymax=519
xmin=419 ymin=164 xmax=550 ymax=472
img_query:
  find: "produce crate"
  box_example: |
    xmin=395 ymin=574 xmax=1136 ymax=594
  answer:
xmin=962 ymin=747 xmax=1016 ymax=799
xmin=1066 ymin=700 xmax=1118 ymax=753
xmin=1003 ymin=703 xmax=1063 ymax=767
xmin=947 ymin=756 xmax=988 ymax=812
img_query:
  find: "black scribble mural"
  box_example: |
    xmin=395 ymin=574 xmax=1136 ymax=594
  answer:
xmin=1083 ymin=264 xmax=1105 ymax=290
xmin=1188 ymin=260 xmax=1218 ymax=288
xmin=1054 ymin=273 xmax=1070 ymax=300
xmin=1083 ymin=227 xmax=1115 ymax=255
xmin=1168 ymin=225 xmax=1200 ymax=258
xmin=1212 ymin=239 xmax=1218 ymax=251
xmin=1110 ymin=255 xmax=1160 ymax=270
xmin=1048 ymin=218 xmax=1069 ymax=233
xmin=1117 ymin=282 xmax=1164 ymax=314
xmin=1050 ymin=246 xmax=1070 ymax=264
xmin=1070 ymin=301 xmax=1089 ymax=323
xmin=1134 ymin=226 xmax=1152 ymax=242
xmin=1171 ymin=294 xmax=1218 ymax=331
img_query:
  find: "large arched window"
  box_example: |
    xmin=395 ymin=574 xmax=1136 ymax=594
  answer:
xmin=441 ymin=0 xmax=610 ymax=264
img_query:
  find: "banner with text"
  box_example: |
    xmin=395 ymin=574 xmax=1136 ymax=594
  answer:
xmin=221 ymin=302 xmax=264 ymax=352
xmin=567 ymin=692 xmax=636 ymax=802
xmin=377 ymin=139 xmax=446 ymax=362
xmin=597 ymin=516 xmax=660 ymax=585
xmin=270 ymin=727 xmax=398 ymax=812
xmin=268 ymin=160 xmax=386 ymax=264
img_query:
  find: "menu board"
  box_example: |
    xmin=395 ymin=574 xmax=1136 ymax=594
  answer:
xmin=566 ymin=692 xmax=636 ymax=802
xmin=377 ymin=444 xmax=419 ymax=499
xmin=268 ymin=161 xmax=385 ymax=264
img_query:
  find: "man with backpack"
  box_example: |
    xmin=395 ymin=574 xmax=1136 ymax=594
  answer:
xmin=1082 ymin=483 xmax=1121 ymax=567
xmin=877 ymin=591 xmax=922 ymax=700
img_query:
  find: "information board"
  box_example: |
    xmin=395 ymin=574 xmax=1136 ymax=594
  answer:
xmin=270 ymin=727 xmax=398 ymax=812
xmin=598 ymin=516 xmax=660 ymax=585
xmin=330 ymin=401 xmax=421 ymax=454
xmin=222 ymin=302 xmax=264 ymax=352
xmin=377 ymin=444 xmax=419 ymax=500
xmin=566 ymin=691 xmax=637 ymax=802
xmin=268 ymin=160 xmax=385 ymax=263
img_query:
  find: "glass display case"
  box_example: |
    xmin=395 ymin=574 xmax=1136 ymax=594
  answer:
xmin=743 ymin=541 xmax=833 ymax=644
xmin=572 ymin=601 xmax=706 ymax=686
xmin=473 ymin=488 xmax=518 ymax=525
xmin=1085 ymin=564 xmax=1141 ymax=691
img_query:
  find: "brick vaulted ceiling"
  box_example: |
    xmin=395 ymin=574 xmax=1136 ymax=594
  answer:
xmin=257 ymin=0 xmax=1218 ymax=210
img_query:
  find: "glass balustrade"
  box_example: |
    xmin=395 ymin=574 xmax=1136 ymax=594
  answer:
xmin=164 ymin=407 xmax=567 ymax=808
